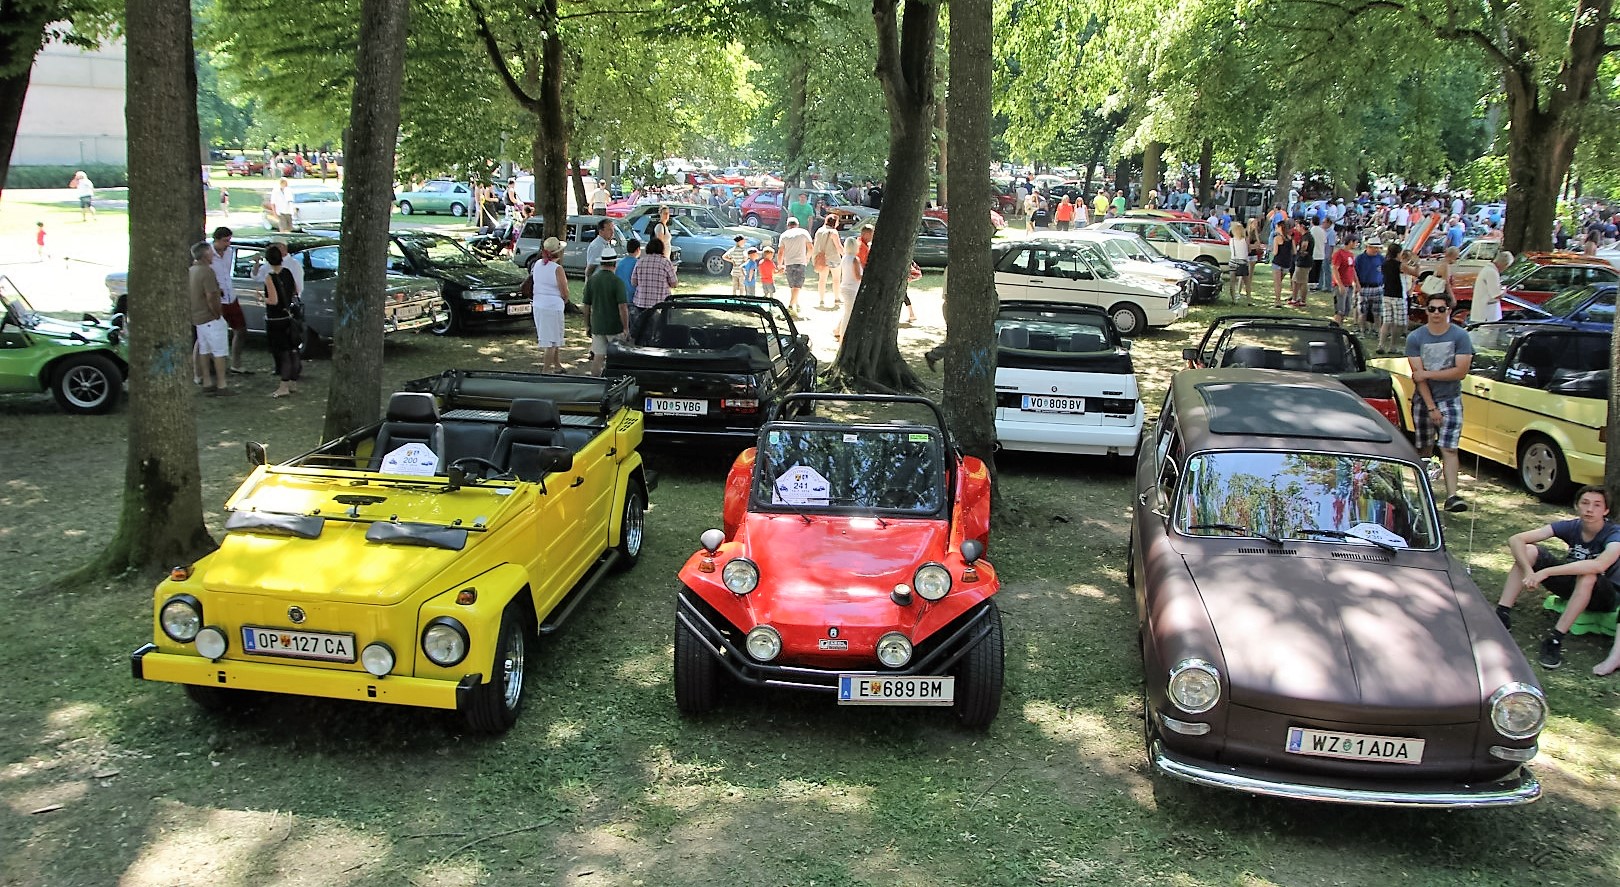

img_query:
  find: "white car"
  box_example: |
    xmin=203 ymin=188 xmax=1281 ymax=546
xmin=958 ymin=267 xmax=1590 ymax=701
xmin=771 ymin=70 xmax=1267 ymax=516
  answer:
xmin=1034 ymin=230 xmax=1198 ymax=297
xmin=992 ymin=238 xmax=1188 ymax=336
xmin=263 ymin=185 xmax=344 ymax=229
xmin=993 ymin=302 xmax=1143 ymax=457
xmin=1091 ymin=216 xmax=1232 ymax=269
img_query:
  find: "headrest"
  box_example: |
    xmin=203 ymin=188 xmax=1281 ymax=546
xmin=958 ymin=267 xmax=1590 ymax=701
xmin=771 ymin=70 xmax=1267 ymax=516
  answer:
xmin=386 ymin=392 xmax=439 ymax=424
xmin=507 ymin=398 xmax=561 ymax=429
xmin=998 ymin=326 xmax=1029 ymax=348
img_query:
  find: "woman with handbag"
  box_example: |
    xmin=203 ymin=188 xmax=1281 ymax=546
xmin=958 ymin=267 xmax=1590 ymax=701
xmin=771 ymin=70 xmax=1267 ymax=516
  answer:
xmin=531 ymin=236 xmax=570 ymax=374
xmin=262 ymin=244 xmax=302 ymax=397
xmin=812 ymin=215 xmax=844 ymax=309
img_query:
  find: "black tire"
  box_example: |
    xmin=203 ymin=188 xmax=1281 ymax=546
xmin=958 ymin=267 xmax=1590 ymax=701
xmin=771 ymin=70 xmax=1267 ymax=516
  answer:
xmin=703 ymin=250 xmax=729 ymax=276
xmin=673 ymin=601 xmax=719 ymax=715
xmin=1195 ymin=256 xmax=1219 ymax=268
xmin=1519 ymin=435 xmax=1575 ymax=503
xmin=450 ymin=202 xmax=467 ymax=217
xmin=463 ymin=602 xmax=530 ymax=733
xmin=953 ymin=599 xmax=1004 ymax=727
xmin=1126 ymin=532 xmax=1136 ymax=586
xmin=50 ymin=353 xmax=121 ymax=414
xmin=184 ymin=683 xmax=260 ymax=713
xmin=745 ymin=213 xmax=762 ymax=227
xmin=613 ymin=483 xmax=646 ymax=570
xmin=398 ymin=201 xmax=413 ymax=216
xmin=1109 ymin=303 xmax=1148 ymax=337
xmin=430 ymin=303 xmax=463 ymax=336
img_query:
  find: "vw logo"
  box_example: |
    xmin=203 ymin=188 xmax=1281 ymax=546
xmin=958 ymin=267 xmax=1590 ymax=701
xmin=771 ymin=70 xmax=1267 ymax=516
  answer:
xmin=287 ymin=606 xmax=306 ymax=624
xmin=1051 ymin=385 xmax=1059 ymax=393
xmin=828 ymin=626 xmax=839 ymax=638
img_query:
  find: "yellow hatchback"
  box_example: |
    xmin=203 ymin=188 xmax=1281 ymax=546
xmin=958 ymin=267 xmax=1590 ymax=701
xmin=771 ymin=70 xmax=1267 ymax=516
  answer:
xmin=132 ymin=371 xmax=651 ymax=732
xmin=1373 ymin=322 xmax=1607 ymax=502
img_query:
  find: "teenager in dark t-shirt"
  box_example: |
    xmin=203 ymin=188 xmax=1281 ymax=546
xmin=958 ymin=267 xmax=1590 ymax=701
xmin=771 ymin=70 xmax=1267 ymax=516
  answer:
xmin=1497 ymin=485 xmax=1620 ymax=670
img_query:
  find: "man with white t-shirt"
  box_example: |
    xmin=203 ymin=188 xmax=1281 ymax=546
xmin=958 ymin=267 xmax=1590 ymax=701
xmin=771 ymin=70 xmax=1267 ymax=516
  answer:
xmin=269 ymin=178 xmax=294 ymax=232
xmin=1470 ymin=250 xmax=1512 ymax=323
xmin=776 ymin=217 xmax=813 ymax=316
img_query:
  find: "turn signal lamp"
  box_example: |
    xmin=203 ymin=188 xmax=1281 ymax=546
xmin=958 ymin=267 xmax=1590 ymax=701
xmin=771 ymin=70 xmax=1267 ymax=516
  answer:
xmin=456 ymin=587 xmax=478 ymax=605
xmin=170 ymin=565 xmax=193 ymax=581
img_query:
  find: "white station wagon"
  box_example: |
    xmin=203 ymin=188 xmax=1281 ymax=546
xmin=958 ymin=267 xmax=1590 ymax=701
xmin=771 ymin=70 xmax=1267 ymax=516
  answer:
xmin=993 ymin=239 xmax=1187 ymax=336
xmin=1091 ymin=216 xmax=1232 ymax=269
xmin=993 ymin=301 xmax=1143 ymax=458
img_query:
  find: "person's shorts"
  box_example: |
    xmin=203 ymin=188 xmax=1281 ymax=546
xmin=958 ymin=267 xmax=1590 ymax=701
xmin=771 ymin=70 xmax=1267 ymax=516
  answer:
xmin=1381 ymin=291 xmax=1406 ymax=325
xmin=590 ymin=333 xmax=614 ymax=356
xmin=277 ymin=213 xmax=293 ymax=231
xmin=195 ymin=318 xmax=229 ymax=357
xmin=1358 ymin=285 xmax=1382 ymax=318
xmin=785 ymin=264 xmax=806 ymax=288
xmin=762 ymin=283 xmax=776 ymax=297
xmin=1334 ymin=287 xmax=1354 ymax=316
xmin=1231 ymin=261 xmax=1249 ymax=278
xmin=79 ymin=195 xmax=93 ymax=209
xmin=1533 ymin=547 xmax=1620 ymax=611
xmin=1295 ymin=260 xmax=1313 ymax=275
xmin=1412 ymin=395 xmax=1462 ymax=451
xmin=220 ymin=300 xmax=246 ymax=330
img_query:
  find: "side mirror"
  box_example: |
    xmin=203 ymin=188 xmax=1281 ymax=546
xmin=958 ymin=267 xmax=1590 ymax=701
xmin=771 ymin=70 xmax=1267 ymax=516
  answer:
xmin=1120 ymin=338 xmax=1133 ymax=352
xmin=1181 ymin=347 xmax=1196 ymax=362
xmin=246 ymin=441 xmax=268 ymax=467
xmin=700 ymin=528 xmax=725 ymax=553
xmin=961 ymin=538 xmax=984 ymax=564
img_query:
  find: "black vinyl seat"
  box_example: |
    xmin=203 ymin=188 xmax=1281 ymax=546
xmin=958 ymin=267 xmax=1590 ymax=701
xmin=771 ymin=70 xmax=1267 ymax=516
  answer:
xmin=369 ymin=392 xmax=444 ymax=471
xmin=494 ymin=398 xmax=572 ymax=481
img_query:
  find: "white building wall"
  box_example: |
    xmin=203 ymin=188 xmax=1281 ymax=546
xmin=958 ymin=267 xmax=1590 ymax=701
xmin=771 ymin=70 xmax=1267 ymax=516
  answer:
xmin=11 ymin=38 xmax=127 ymax=167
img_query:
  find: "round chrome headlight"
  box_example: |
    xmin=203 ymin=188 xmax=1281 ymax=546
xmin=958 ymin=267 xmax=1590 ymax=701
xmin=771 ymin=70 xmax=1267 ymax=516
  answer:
xmin=913 ymin=563 xmax=952 ymax=601
xmin=745 ymin=625 xmax=781 ymax=661
xmin=421 ymin=618 xmax=469 ymax=667
xmin=1490 ymin=682 xmax=1547 ymax=740
xmin=876 ymin=632 xmax=913 ymax=668
xmin=160 ymin=595 xmax=202 ymax=643
xmin=361 ymin=642 xmax=396 ymax=677
xmin=722 ymin=558 xmax=759 ymax=595
xmin=1167 ymin=658 xmax=1221 ymax=714
xmin=194 ymin=626 xmax=228 ymax=660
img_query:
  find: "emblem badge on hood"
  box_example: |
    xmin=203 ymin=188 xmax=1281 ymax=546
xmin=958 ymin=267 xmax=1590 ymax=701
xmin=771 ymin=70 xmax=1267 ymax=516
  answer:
xmin=288 ymin=606 xmax=306 ymax=624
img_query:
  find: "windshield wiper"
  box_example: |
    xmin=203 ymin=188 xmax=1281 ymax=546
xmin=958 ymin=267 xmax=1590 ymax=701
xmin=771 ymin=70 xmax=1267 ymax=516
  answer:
xmin=1294 ymin=528 xmax=1400 ymax=554
xmin=1187 ymin=522 xmax=1283 ymax=545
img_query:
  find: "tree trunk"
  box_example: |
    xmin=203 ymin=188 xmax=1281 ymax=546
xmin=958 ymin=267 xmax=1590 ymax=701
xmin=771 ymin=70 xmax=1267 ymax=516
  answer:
xmin=831 ymin=0 xmax=938 ymax=392
xmin=89 ymin=0 xmax=212 ymax=577
xmin=934 ymin=97 xmax=947 ymax=207
xmin=0 ymin=2 xmax=53 ymax=200
xmin=1273 ymin=147 xmax=1293 ymax=212
xmin=1197 ymin=137 xmax=1213 ymax=208
xmin=321 ymin=0 xmax=409 ymax=442
xmin=472 ymin=0 xmax=568 ymax=232
xmin=1142 ymin=141 xmax=1164 ymax=204
xmin=1113 ymin=157 xmax=1130 ymax=206
xmin=570 ymin=155 xmax=587 ymax=211
xmin=784 ymin=59 xmax=809 ymax=188
xmin=943 ymin=0 xmax=997 ymax=484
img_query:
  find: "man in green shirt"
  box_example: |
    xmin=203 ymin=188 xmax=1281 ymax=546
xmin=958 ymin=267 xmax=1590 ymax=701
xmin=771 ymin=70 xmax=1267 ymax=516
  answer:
xmin=1112 ymin=190 xmax=1128 ymax=215
xmin=788 ymin=192 xmax=814 ymax=230
xmin=582 ymin=247 xmax=629 ymax=376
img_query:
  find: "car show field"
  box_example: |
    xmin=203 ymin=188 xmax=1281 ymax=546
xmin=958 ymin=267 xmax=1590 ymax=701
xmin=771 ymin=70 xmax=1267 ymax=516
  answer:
xmin=2 ymin=185 xmax=1618 ymax=886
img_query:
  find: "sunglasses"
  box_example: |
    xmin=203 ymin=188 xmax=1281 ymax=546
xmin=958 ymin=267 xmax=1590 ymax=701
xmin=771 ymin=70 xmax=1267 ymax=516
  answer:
xmin=1426 ymin=305 xmax=1450 ymax=313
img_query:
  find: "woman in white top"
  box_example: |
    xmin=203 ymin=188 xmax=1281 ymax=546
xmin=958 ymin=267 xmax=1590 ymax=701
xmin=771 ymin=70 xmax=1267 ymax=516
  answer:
xmin=531 ymin=237 xmax=570 ymax=373
xmin=1228 ymin=223 xmax=1250 ymax=303
xmin=812 ymin=216 xmax=844 ymax=308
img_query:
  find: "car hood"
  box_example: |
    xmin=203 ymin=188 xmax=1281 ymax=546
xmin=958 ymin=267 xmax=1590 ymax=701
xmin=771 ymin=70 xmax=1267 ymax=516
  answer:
xmin=736 ymin=513 xmax=949 ymax=624
xmin=200 ymin=520 xmax=463 ymax=606
xmin=26 ymin=314 xmax=122 ymax=348
xmin=428 ymin=263 xmax=528 ymax=291
xmin=725 ymin=225 xmax=776 ymax=243
xmin=1186 ymin=553 xmax=1482 ymax=720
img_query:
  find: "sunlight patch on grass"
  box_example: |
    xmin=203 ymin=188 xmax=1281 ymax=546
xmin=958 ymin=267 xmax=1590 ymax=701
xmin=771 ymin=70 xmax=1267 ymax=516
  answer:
xmin=1021 ymin=700 xmax=1141 ymax=775
xmin=1064 ymin=581 xmax=1117 ymax=600
xmin=44 ymin=701 xmax=100 ymax=732
xmin=403 ymin=860 xmax=486 ymax=887
xmin=773 ymin=776 xmax=873 ymax=813
xmin=3 ymin=777 xmax=88 ymax=815
xmin=1540 ymin=718 xmax=1620 ymax=786
xmin=120 ymin=801 xmax=387 ymax=887
xmin=613 ymin=648 xmax=672 ymax=688
xmin=544 ymin=719 xmax=586 ymax=748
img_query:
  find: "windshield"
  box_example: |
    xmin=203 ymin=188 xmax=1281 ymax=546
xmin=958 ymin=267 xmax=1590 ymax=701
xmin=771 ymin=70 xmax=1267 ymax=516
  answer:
xmin=1213 ymin=328 xmax=1357 ymax=372
xmin=995 ymin=310 xmax=1113 ymax=352
xmin=665 ymin=216 xmax=704 ymax=236
xmin=0 ymin=280 xmax=37 ymax=329
xmin=684 ymin=210 xmax=725 ymax=230
xmin=1074 ymin=241 xmax=1119 ymax=279
xmin=753 ymin=425 xmax=945 ymax=515
xmin=1502 ymin=258 xmax=1541 ymax=288
xmin=1175 ymin=451 xmax=1438 ymax=550
xmin=401 ymin=235 xmax=481 ymax=267
xmin=1130 ymin=236 xmax=1168 ymax=261
xmin=1539 ymin=284 xmax=1599 ymax=317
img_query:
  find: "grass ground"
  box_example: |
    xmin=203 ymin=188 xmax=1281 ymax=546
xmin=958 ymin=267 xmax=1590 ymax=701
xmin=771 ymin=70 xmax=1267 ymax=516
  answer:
xmin=0 ymin=197 xmax=1617 ymax=886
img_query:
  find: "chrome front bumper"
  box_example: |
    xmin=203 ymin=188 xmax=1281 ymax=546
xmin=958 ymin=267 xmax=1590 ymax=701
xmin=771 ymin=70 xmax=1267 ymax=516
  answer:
xmin=1152 ymin=740 xmax=1541 ymax=809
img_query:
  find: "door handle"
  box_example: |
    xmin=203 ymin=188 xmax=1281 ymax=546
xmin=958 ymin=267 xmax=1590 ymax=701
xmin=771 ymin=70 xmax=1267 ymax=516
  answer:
xmin=571 ymin=476 xmax=585 ymax=488
xmin=604 ymin=447 xmax=617 ymax=458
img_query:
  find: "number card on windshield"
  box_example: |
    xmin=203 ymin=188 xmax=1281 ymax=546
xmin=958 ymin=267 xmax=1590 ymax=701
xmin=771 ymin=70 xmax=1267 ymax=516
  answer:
xmin=380 ymin=442 xmax=439 ymax=477
xmin=773 ymin=464 xmax=830 ymax=506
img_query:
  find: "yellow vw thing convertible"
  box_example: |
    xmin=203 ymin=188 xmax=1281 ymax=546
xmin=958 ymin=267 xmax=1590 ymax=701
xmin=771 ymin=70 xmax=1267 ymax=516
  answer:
xmin=132 ymin=370 xmax=651 ymax=733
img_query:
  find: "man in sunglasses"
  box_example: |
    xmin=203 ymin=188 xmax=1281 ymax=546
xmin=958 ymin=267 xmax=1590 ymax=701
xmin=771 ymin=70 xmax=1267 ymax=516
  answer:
xmin=1405 ymin=291 xmax=1474 ymax=512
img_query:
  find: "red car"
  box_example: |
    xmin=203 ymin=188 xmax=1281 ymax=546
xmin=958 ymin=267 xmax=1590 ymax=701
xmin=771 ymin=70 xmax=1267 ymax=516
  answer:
xmin=672 ymin=394 xmax=1004 ymax=727
xmin=226 ymin=156 xmax=265 ymax=176
xmin=1442 ymin=252 xmax=1620 ymax=322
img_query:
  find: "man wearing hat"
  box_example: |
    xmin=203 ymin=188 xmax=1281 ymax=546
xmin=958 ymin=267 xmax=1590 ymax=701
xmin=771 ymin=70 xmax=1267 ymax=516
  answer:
xmin=581 ymin=243 xmax=629 ymax=376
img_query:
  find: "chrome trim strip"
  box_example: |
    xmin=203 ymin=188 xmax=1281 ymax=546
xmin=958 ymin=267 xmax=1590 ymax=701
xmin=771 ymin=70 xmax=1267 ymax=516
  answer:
xmin=1152 ymin=741 xmax=1541 ymax=808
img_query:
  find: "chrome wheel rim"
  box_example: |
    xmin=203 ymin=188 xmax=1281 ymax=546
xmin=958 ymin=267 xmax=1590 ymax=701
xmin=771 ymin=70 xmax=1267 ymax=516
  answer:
xmin=63 ymin=364 xmax=111 ymax=408
xmin=624 ymin=493 xmax=644 ymax=557
xmin=501 ymin=623 xmax=525 ymax=710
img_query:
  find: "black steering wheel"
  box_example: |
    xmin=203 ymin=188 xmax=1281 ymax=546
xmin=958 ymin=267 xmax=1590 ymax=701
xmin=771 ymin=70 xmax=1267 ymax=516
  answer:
xmin=450 ymin=456 xmax=513 ymax=481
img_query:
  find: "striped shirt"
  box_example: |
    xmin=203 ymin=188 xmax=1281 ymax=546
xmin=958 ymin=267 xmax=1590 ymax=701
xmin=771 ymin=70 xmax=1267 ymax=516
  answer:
xmin=629 ymin=254 xmax=678 ymax=308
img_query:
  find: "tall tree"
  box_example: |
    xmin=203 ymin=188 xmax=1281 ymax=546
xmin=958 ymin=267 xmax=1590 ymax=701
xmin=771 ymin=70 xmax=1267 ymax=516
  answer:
xmin=321 ymin=0 xmax=409 ymax=440
xmin=941 ymin=0 xmax=997 ymax=483
xmin=90 ymin=0 xmax=212 ymax=576
xmin=0 ymin=1 xmax=117 ymax=197
xmin=470 ymin=0 xmax=569 ymax=235
xmin=831 ymin=0 xmax=939 ymax=391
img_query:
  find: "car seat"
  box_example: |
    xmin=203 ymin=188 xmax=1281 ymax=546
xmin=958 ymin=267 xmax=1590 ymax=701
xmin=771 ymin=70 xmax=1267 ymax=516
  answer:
xmin=493 ymin=398 xmax=570 ymax=481
xmin=369 ymin=392 xmax=444 ymax=471
xmin=1068 ymin=331 xmax=1106 ymax=352
xmin=998 ymin=326 xmax=1030 ymax=349
xmin=1223 ymin=344 xmax=1269 ymax=369
xmin=656 ymin=323 xmax=692 ymax=348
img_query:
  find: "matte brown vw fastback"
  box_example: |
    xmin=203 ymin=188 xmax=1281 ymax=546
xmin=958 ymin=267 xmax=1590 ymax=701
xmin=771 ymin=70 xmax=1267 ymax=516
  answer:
xmin=1129 ymin=369 xmax=1545 ymax=808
